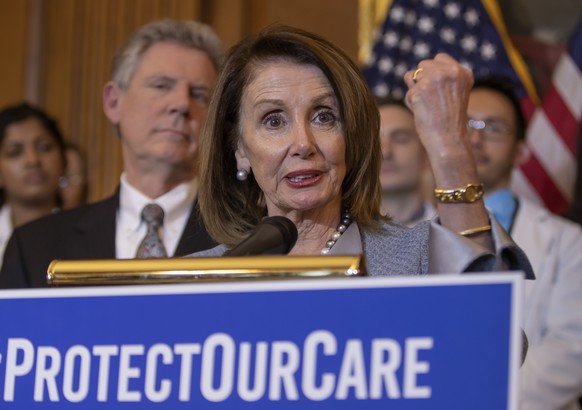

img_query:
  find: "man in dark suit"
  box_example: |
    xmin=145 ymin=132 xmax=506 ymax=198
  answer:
xmin=0 ymin=19 xmax=222 ymax=288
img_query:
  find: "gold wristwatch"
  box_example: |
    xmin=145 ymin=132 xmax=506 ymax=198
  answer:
xmin=434 ymin=183 xmax=484 ymax=203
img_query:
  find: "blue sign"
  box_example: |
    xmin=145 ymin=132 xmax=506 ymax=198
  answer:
xmin=0 ymin=274 xmax=522 ymax=409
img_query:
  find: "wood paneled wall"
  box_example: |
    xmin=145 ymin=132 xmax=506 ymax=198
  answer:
xmin=0 ymin=1 xmax=29 ymax=107
xmin=0 ymin=0 xmax=358 ymax=201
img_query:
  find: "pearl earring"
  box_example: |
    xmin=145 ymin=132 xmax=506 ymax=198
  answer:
xmin=236 ymin=169 xmax=248 ymax=181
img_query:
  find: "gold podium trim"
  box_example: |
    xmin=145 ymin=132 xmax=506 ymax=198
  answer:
xmin=47 ymin=255 xmax=365 ymax=286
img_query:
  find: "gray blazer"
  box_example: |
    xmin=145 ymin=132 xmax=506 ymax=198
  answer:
xmin=190 ymin=218 xmax=534 ymax=278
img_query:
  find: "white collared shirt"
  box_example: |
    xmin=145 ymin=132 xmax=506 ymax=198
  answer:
xmin=116 ymin=173 xmax=198 ymax=259
xmin=0 ymin=205 xmax=13 ymax=268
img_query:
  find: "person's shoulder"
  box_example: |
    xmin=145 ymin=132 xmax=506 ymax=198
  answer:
xmin=517 ymin=197 xmax=553 ymax=219
xmin=361 ymin=220 xmax=430 ymax=244
xmin=14 ymin=195 xmax=117 ymax=237
xmin=518 ymin=197 xmax=582 ymax=234
xmin=515 ymin=197 xmax=582 ymax=259
xmin=360 ymin=220 xmax=430 ymax=276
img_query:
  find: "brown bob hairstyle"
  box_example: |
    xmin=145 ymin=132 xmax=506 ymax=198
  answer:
xmin=198 ymin=25 xmax=384 ymax=247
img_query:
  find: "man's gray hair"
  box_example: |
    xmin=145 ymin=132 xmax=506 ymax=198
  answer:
xmin=111 ymin=19 xmax=223 ymax=90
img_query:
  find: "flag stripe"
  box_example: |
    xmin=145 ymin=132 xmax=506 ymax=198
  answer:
xmin=527 ymin=111 xmax=577 ymax=202
xmin=510 ymin=168 xmax=543 ymax=205
xmin=519 ymin=95 xmax=536 ymax=121
xmin=553 ymin=54 xmax=582 ymax=121
xmin=518 ymin=21 xmax=582 ymax=213
xmin=519 ymin=152 xmax=570 ymax=214
xmin=542 ymin=87 xmax=579 ymax=155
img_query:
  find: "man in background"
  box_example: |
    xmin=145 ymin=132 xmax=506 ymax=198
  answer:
xmin=0 ymin=19 xmax=221 ymax=288
xmin=468 ymin=76 xmax=582 ymax=410
xmin=377 ymin=97 xmax=435 ymax=226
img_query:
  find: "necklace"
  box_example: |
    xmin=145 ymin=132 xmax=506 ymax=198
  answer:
xmin=321 ymin=209 xmax=352 ymax=255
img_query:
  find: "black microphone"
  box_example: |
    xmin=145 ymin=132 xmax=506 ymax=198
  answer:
xmin=224 ymin=216 xmax=298 ymax=256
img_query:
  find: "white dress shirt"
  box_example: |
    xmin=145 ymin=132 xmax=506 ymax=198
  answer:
xmin=116 ymin=174 xmax=198 ymax=259
xmin=0 ymin=205 xmax=13 ymax=268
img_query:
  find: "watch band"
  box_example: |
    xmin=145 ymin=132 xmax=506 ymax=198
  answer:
xmin=434 ymin=183 xmax=484 ymax=203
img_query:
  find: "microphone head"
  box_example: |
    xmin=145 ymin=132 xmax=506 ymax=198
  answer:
xmin=261 ymin=216 xmax=298 ymax=253
xmin=224 ymin=216 xmax=298 ymax=256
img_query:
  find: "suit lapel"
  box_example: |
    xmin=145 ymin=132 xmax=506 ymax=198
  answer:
xmin=173 ymin=200 xmax=216 ymax=256
xmin=66 ymin=192 xmax=215 ymax=259
xmin=70 ymin=191 xmax=119 ymax=259
xmin=512 ymin=200 xmax=552 ymax=272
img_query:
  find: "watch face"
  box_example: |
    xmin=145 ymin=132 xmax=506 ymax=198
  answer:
xmin=465 ymin=185 xmax=478 ymax=202
xmin=465 ymin=185 xmax=484 ymax=202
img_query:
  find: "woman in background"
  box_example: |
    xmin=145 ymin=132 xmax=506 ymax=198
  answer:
xmin=0 ymin=102 xmax=66 ymax=264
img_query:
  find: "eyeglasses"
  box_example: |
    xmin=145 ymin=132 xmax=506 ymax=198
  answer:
xmin=467 ymin=118 xmax=514 ymax=142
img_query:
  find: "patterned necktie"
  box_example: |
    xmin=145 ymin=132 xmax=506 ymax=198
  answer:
xmin=135 ymin=204 xmax=168 ymax=258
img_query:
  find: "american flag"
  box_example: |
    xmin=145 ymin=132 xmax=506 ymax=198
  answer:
xmin=361 ymin=0 xmax=580 ymax=214
xmin=513 ymin=20 xmax=582 ymax=214
xmin=362 ymin=0 xmax=538 ymax=111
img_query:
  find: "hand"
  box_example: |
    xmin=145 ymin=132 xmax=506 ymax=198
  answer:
xmin=403 ymin=53 xmax=476 ymax=186
xmin=403 ymin=54 xmax=491 ymax=248
xmin=403 ymin=54 xmax=473 ymax=157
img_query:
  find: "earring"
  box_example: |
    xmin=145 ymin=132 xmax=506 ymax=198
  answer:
xmin=58 ymin=176 xmax=70 ymax=188
xmin=236 ymin=169 xmax=248 ymax=181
